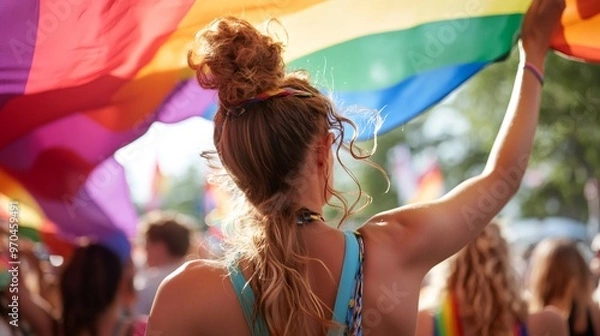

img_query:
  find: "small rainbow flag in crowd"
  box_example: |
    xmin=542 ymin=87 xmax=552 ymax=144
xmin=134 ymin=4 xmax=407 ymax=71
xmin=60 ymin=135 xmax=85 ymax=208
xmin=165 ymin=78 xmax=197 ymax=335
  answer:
xmin=0 ymin=0 xmax=598 ymax=247
xmin=433 ymin=293 xmax=528 ymax=336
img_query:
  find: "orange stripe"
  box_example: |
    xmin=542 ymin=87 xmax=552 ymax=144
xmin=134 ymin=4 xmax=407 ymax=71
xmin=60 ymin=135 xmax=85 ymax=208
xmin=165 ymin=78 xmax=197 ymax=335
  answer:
xmin=553 ymin=43 xmax=600 ymax=62
xmin=87 ymin=0 xmax=322 ymax=131
xmin=552 ymin=0 xmax=600 ymax=62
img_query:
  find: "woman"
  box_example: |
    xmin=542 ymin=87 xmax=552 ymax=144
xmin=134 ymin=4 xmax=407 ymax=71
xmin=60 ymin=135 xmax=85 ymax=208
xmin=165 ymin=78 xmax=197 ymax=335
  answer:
xmin=415 ymin=221 xmax=567 ymax=336
xmin=528 ymin=238 xmax=600 ymax=336
xmin=60 ymin=243 xmax=138 ymax=336
xmin=148 ymin=0 xmax=565 ymax=334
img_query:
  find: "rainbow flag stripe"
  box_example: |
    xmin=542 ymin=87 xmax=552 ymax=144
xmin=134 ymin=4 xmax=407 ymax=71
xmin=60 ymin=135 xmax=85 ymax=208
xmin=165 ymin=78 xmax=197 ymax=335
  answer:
xmin=0 ymin=0 xmax=598 ymax=243
xmin=551 ymin=0 xmax=600 ymax=63
xmin=433 ymin=293 xmax=528 ymax=336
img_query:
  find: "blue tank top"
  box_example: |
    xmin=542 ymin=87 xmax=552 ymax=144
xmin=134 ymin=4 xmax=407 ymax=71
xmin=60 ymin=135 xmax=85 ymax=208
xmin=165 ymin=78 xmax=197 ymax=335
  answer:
xmin=228 ymin=231 xmax=364 ymax=335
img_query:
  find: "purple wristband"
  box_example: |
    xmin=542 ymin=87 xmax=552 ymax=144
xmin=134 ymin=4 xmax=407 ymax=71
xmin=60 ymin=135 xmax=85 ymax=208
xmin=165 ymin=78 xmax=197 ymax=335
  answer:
xmin=524 ymin=62 xmax=544 ymax=86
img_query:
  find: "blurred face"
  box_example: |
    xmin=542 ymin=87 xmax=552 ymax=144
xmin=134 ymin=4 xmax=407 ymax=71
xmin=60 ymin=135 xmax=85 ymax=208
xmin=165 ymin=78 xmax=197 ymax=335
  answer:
xmin=144 ymin=240 xmax=163 ymax=267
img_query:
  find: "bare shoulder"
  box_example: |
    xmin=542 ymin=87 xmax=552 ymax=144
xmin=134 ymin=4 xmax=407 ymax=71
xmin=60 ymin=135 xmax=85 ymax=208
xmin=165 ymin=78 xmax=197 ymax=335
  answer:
xmin=358 ymin=214 xmax=409 ymax=262
xmin=527 ymin=308 xmax=568 ymax=336
xmin=147 ymin=259 xmax=245 ymax=335
xmin=158 ymin=259 xmax=229 ymax=298
xmin=358 ymin=212 xmax=426 ymax=273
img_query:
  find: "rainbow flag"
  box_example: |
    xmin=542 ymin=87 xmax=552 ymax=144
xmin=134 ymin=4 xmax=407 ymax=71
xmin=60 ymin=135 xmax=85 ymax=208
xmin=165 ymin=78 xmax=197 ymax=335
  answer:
xmin=552 ymin=0 xmax=600 ymax=63
xmin=0 ymin=0 xmax=598 ymax=243
xmin=433 ymin=293 xmax=528 ymax=336
xmin=410 ymin=163 xmax=445 ymax=204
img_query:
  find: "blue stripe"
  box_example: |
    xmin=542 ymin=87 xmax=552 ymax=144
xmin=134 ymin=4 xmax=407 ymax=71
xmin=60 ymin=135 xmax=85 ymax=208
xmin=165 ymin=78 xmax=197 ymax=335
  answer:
xmin=198 ymin=62 xmax=488 ymax=141
xmin=335 ymin=62 xmax=488 ymax=141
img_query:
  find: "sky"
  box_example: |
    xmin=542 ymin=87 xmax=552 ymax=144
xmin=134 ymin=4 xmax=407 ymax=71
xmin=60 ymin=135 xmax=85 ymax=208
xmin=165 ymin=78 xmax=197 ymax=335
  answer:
xmin=116 ymin=117 xmax=215 ymax=204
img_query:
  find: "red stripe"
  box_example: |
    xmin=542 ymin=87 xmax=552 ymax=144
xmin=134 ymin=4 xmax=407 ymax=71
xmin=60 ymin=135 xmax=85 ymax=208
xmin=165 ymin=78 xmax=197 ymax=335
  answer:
xmin=26 ymin=0 xmax=193 ymax=94
xmin=0 ymin=76 xmax=125 ymax=148
xmin=450 ymin=293 xmax=464 ymax=335
xmin=552 ymin=43 xmax=600 ymax=63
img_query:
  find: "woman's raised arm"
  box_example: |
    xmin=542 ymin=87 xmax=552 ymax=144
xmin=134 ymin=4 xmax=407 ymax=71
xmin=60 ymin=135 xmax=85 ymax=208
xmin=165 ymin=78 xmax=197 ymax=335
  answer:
xmin=370 ymin=0 xmax=566 ymax=271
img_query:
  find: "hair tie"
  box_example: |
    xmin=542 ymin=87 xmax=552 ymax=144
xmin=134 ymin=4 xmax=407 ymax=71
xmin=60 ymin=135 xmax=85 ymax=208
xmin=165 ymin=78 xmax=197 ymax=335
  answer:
xmin=227 ymin=87 xmax=313 ymax=117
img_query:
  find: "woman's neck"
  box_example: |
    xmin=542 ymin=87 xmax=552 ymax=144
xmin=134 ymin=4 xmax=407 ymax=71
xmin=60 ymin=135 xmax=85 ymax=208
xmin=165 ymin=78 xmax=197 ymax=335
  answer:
xmin=295 ymin=169 xmax=327 ymax=215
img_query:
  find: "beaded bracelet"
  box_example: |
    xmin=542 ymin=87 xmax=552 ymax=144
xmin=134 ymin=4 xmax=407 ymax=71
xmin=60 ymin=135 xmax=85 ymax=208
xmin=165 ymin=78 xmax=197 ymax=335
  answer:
xmin=523 ymin=62 xmax=544 ymax=86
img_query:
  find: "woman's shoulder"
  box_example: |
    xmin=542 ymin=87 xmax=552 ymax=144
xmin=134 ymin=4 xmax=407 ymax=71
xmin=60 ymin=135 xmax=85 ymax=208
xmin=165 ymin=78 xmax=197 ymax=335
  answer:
xmin=157 ymin=258 xmax=231 ymax=302
xmin=527 ymin=307 xmax=568 ymax=336
xmin=147 ymin=259 xmax=241 ymax=335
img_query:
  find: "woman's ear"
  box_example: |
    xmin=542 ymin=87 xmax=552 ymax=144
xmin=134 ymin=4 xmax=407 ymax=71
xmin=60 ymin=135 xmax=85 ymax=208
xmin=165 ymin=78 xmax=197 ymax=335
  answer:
xmin=316 ymin=133 xmax=334 ymax=167
xmin=326 ymin=131 xmax=335 ymax=146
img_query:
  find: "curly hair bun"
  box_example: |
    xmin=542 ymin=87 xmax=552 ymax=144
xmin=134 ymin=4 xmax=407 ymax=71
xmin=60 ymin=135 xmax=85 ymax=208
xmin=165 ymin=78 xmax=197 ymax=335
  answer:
xmin=189 ymin=16 xmax=286 ymax=109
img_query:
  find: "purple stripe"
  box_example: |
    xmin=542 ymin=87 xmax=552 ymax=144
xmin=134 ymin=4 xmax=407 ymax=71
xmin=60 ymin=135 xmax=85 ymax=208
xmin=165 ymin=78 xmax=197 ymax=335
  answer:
xmin=0 ymin=113 xmax=132 ymax=170
xmin=35 ymin=157 xmax=138 ymax=239
xmin=0 ymin=0 xmax=40 ymax=107
xmin=0 ymin=81 xmax=215 ymax=171
xmin=156 ymin=78 xmax=216 ymax=123
xmin=0 ymin=79 xmax=215 ymax=239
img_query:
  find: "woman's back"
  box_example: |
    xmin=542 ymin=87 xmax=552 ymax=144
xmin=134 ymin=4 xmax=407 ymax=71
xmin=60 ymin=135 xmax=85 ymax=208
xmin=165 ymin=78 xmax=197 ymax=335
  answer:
xmin=149 ymin=221 xmax=432 ymax=335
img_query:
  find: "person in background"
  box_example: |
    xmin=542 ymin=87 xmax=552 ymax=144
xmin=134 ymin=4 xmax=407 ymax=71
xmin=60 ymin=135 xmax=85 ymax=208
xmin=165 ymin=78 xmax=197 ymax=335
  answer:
xmin=0 ymin=234 xmax=57 ymax=336
xmin=134 ymin=212 xmax=192 ymax=316
xmin=528 ymin=238 xmax=600 ymax=336
xmin=60 ymin=242 xmax=138 ymax=336
xmin=416 ymin=220 xmax=567 ymax=336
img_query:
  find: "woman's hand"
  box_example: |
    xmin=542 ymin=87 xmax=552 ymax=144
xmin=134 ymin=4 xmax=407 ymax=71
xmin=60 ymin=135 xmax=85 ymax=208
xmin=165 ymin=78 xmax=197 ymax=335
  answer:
xmin=521 ymin=0 xmax=566 ymax=66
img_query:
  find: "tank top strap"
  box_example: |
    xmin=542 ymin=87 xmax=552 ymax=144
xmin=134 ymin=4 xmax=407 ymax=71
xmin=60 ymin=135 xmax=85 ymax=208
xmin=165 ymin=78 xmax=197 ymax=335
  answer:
xmin=331 ymin=230 xmax=361 ymax=326
xmin=228 ymin=264 xmax=269 ymax=335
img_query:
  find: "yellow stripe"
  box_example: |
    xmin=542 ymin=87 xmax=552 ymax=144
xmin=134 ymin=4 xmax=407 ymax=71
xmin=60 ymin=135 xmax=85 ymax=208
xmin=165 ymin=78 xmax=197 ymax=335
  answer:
xmin=91 ymin=0 xmax=322 ymax=130
xmin=444 ymin=296 xmax=457 ymax=336
xmin=0 ymin=168 xmax=45 ymax=229
xmin=279 ymin=0 xmax=532 ymax=61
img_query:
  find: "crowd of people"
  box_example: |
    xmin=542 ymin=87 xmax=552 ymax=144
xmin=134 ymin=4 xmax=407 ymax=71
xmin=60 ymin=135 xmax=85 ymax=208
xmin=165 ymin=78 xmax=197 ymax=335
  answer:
xmin=0 ymin=211 xmax=209 ymax=335
xmin=5 ymin=0 xmax=599 ymax=335
xmin=3 ymin=214 xmax=600 ymax=335
xmin=417 ymin=221 xmax=600 ymax=336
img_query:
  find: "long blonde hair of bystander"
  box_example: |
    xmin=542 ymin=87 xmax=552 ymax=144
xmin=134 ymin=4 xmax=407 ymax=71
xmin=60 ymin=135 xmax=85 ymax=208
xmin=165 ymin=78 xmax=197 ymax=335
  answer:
xmin=446 ymin=221 xmax=527 ymax=335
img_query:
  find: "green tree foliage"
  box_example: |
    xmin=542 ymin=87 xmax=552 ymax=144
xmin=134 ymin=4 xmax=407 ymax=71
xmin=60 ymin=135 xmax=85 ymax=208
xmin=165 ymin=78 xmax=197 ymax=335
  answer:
xmin=355 ymin=51 xmax=600 ymax=223
xmin=160 ymin=165 xmax=207 ymax=229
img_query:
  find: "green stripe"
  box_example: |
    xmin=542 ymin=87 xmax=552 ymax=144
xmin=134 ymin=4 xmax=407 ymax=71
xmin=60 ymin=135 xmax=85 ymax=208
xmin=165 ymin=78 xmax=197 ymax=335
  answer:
xmin=20 ymin=226 xmax=41 ymax=242
xmin=289 ymin=14 xmax=523 ymax=92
